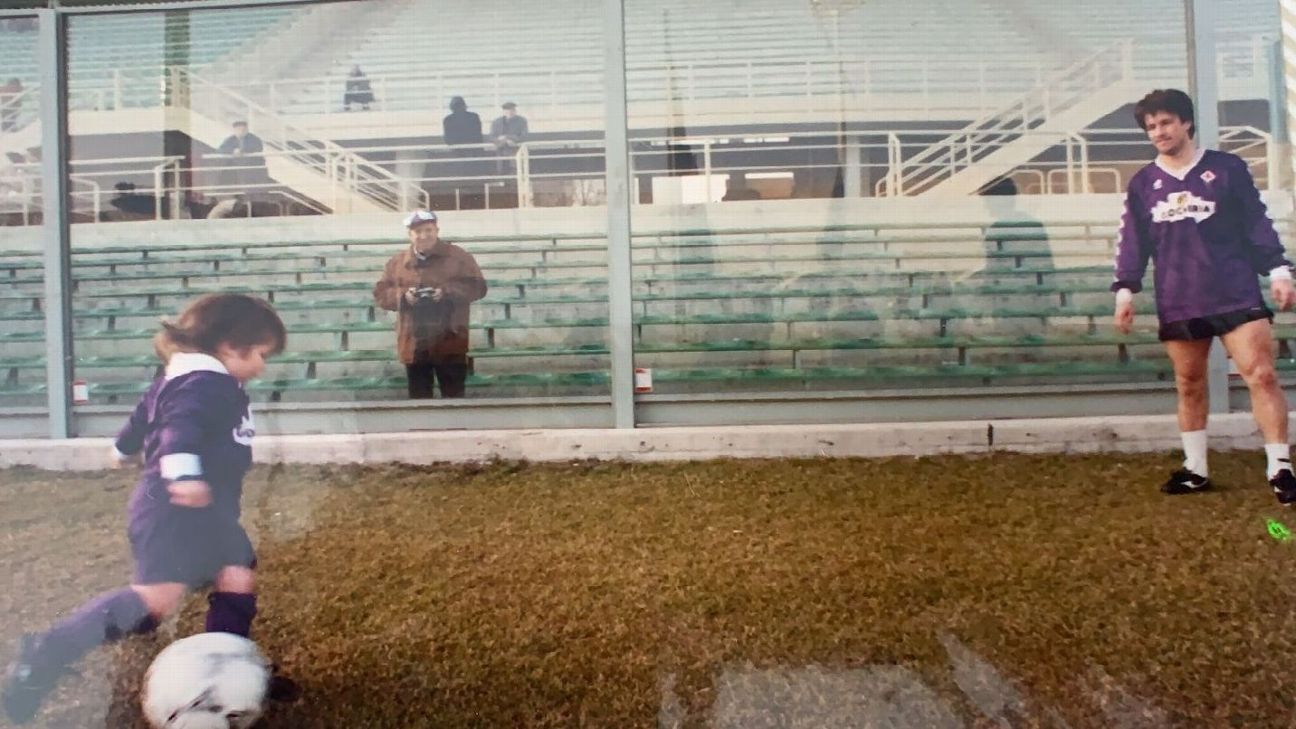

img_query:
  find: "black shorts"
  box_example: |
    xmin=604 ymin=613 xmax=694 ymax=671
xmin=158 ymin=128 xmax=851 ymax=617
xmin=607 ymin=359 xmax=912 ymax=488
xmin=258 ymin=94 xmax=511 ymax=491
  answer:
xmin=129 ymin=510 xmax=256 ymax=588
xmin=1158 ymin=305 xmax=1273 ymax=341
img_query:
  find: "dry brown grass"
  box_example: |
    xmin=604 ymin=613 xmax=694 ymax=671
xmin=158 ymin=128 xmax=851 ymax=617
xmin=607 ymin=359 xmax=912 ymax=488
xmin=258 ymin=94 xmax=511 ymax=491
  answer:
xmin=4 ymin=452 xmax=1296 ymax=728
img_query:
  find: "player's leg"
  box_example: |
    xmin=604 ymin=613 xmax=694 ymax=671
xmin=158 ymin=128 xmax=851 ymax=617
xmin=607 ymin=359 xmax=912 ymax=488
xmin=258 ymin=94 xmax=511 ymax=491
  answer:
xmin=207 ymin=550 xmax=300 ymax=702
xmin=207 ymin=566 xmax=257 ymax=637
xmin=2 ymin=582 xmax=184 ymax=724
xmin=205 ymin=521 xmax=259 ymax=638
xmin=1162 ymin=337 xmax=1214 ymax=493
xmin=1219 ymin=318 xmax=1296 ymax=502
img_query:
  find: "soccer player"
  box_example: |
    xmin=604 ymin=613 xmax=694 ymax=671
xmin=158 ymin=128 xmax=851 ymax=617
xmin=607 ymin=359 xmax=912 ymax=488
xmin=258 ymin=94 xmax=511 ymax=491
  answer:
xmin=1112 ymin=88 xmax=1296 ymax=502
xmin=2 ymin=294 xmax=299 ymax=724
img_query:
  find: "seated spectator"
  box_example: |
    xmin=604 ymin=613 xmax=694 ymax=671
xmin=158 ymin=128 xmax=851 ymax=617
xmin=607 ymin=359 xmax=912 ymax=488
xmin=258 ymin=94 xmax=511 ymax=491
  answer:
xmin=217 ymin=121 xmax=267 ymax=198
xmin=343 ymin=65 xmax=374 ymax=111
xmin=108 ymin=182 xmax=156 ymax=219
xmin=206 ymin=195 xmax=250 ymax=219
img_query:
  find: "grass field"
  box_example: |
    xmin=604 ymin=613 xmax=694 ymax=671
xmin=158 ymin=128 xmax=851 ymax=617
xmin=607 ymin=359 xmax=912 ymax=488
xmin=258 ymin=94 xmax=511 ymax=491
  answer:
xmin=4 ymin=452 xmax=1296 ymax=728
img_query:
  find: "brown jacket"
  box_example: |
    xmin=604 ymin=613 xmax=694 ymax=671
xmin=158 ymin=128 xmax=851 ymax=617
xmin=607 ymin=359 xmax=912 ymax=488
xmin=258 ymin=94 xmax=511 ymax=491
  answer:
xmin=373 ymin=242 xmax=487 ymax=363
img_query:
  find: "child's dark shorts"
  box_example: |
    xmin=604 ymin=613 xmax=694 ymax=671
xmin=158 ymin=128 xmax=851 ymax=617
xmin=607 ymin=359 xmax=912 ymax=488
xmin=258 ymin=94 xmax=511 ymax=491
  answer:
xmin=129 ymin=509 xmax=256 ymax=588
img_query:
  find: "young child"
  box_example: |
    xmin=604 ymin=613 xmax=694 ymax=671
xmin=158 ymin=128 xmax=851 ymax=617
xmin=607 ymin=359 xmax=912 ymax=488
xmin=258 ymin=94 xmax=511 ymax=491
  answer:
xmin=3 ymin=293 xmax=299 ymax=724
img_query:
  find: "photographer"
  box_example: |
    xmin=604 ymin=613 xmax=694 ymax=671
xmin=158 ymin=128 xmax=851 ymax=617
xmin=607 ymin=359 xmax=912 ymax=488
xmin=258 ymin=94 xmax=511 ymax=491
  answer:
xmin=373 ymin=210 xmax=487 ymax=398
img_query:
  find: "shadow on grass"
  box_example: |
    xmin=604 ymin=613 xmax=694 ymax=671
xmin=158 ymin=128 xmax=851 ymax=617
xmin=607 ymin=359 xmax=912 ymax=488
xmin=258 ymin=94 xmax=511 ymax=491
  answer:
xmin=3 ymin=452 xmax=1296 ymax=727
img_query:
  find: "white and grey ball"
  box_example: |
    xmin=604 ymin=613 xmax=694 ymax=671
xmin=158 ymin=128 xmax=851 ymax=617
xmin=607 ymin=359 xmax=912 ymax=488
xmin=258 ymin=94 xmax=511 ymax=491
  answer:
xmin=141 ymin=632 xmax=270 ymax=729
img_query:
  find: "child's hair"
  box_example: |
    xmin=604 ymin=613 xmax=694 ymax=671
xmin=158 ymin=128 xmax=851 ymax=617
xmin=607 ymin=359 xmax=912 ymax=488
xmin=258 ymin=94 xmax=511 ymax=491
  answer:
xmin=154 ymin=294 xmax=287 ymax=362
xmin=1134 ymin=88 xmax=1195 ymax=138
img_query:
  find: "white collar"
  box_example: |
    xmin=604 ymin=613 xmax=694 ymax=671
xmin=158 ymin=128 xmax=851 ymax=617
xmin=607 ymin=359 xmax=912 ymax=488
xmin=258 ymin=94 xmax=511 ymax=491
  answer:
xmin=1155 ymin=147 xmax=1207 ymax=181
xmin=166 ymin=352 xmax=229 ymax=379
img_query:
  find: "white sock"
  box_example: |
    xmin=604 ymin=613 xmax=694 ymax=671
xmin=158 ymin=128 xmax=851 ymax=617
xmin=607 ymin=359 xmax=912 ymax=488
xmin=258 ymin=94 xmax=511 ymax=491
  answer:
xmin=1265 ymin=442 xmax=1291 ymax=478
xmin=1181 ymin=430 xmax=1208 ymax=477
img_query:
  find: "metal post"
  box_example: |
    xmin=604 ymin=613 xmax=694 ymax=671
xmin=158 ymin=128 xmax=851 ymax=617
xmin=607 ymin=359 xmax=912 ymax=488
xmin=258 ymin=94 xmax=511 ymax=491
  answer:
xmin=604 ymin=0 xmax=635 ymax=428
xmin=38 ymin=9 xmax=74 ymax=438
xmin=844 ymin=134 xmax=862 ymax=198
xmin=1188 ymin=0 xmax=1230 ymax=413
xmin=1282 ymin=1 xmax=1296 ymax=205
xmin=1268 ymin=37 xmax=1288 ymax=191
xmin=702 ymin=139 xmax=712 ymax=199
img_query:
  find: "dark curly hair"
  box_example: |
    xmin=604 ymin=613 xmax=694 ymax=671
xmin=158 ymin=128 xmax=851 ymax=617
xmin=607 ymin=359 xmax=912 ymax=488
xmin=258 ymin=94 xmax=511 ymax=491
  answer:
xmin=1134 ymin=88 xmax=1195 ymax=138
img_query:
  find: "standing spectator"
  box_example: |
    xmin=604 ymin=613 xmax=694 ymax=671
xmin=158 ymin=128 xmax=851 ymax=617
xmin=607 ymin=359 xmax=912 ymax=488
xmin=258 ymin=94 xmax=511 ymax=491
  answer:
xmin=373 ymin=210 xmax=487 ymax=399
xmin=439 ymin=97 xmax=484 ymax=207
xmin=216 ymin=121 xmax=267 ymax=198
xmin=343 ymin=65 xmax=374 ymax=111
xmin=490 ymin=101 xmax=529 ymax=174
xmin=442 ymin=96 xmax=483 ymax=148
xmin=0 ymin=78 xmax=23 ymax=133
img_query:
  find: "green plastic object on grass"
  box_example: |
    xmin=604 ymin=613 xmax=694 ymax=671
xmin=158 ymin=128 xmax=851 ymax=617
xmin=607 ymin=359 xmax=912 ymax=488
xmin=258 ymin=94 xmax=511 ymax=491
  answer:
xmin=1267 ymin=518 xmax=1292 ymax=543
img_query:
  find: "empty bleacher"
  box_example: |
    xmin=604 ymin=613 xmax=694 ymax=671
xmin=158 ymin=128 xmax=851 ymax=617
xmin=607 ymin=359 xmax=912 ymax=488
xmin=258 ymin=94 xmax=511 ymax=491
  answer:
xmin=0 ymin=6 xmax=301 ymax=115
xmin=3 ymin=0 xmax=1274 ymax=126
xmin=8 ymin=217 xmax=1290 ymax=406
xmin=263 ymin=0 xmax=1278 ymax=120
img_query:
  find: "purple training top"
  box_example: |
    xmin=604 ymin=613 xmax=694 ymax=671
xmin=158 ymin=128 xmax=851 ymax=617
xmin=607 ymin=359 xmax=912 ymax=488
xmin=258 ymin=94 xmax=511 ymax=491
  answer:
xmin=114 ymin=353 xmax=255 ymax=525
xmin=1112 ymin=148 xmax=1290 ymax=324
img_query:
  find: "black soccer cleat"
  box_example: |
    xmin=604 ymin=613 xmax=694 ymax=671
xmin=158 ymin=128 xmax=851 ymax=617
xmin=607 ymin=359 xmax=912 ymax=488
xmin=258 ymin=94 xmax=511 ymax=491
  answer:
xmin=1271 ymin=469 xmax=1296 ymax=506
xmin=267 ymin=665 xmax=302 ymax=704
xmin=1160 ymin=468 xmax=1213 ymax=495
xmin=2 ymin=635 xmax=64 ymax=725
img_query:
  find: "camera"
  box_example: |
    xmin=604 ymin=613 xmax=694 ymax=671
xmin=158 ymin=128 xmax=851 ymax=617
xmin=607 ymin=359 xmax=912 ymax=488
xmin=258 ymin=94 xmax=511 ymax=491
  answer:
xmin=412 ymin=286 xmax=438 ymax=301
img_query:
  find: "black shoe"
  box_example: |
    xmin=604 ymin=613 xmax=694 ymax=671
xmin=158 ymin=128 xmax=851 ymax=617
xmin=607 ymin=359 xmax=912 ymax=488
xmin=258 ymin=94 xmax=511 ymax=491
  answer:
xmin=267 ymin=665 xmax=301 ymax=704
xmin=1271 ymin=469 xmax=1296 ymax=505
xmin=1160 ymin=468 xmax=1212 ymax=494
xmin=2 ymin=635 xmax=63 ymax=725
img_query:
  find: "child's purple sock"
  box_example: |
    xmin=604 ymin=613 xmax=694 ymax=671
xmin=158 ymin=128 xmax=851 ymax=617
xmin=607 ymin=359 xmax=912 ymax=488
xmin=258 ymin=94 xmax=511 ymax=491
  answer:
xmin=38 ymin=588 xmax=154 ymax=669
xmin=205 ymin=592 xmax=257 ymax=637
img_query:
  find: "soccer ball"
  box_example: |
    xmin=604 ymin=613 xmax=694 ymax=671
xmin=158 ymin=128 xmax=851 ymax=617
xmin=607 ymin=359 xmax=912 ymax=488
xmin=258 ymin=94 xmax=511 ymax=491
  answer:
xmin=141 ymin=632 xmax=270 ymax=729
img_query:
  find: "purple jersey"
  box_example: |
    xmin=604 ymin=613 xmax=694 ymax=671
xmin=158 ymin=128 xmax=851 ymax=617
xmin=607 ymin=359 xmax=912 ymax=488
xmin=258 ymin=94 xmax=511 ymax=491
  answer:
xmin=1112 ymin=149 xmax=1289 ymax=324
xmin=114 ymin=353 xmax=255 ymax=525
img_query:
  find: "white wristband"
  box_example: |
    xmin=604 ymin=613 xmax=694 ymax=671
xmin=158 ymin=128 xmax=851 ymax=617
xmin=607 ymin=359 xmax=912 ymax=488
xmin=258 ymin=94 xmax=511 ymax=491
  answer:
xmin=1115 ymin=288 xmax=1133 ymax=305
xmin=1270 ymin=266 xmax=1292 ymax=281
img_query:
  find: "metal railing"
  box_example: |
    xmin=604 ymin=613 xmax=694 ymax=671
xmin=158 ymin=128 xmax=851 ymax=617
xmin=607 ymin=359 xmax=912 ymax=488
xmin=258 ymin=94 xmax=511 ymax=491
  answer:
xmin=877 ymin=40 xmax=1134 ymax=197
xmin=0 ymin=124 xmax=1275 ymax=225
xmin=177 ymin=69 xmax=427 ymax=212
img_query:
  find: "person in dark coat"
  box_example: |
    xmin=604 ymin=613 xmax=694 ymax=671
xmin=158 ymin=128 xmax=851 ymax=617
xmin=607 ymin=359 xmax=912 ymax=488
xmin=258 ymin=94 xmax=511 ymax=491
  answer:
xmin=343 ymin=65 xmax=374 ymax=111
xmin=442 ymin=96 xmax=483 ymax=148
xmin=437 ymin=97 xmax=485 ymax=206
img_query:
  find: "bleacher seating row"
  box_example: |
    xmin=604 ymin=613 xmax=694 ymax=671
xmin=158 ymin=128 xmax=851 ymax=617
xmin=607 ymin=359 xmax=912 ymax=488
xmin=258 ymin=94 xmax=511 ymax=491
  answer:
xmin=291 ymin=0 xmax=1277 ymax=115
xmin=6 ymin=221 xmax=1289 ymax=405
xmin=0 ymin=0 xmax=1278 ymax=124
xmin=0 ymin=6 xmax=300 ymax=111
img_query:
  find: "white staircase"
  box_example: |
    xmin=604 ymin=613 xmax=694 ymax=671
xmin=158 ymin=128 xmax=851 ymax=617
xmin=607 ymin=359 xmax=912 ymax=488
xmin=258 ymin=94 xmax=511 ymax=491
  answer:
xmin=181 ymin=70 xmax=424 ymax=213
xmin=0 ymin=87 xmax=41 ymax=160
xmin=879 ymin=41 xmax=1138 ymax=197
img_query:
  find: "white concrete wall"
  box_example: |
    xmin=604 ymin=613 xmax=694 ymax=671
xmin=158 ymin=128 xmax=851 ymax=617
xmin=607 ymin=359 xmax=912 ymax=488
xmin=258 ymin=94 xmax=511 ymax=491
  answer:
xmin=0 ymin=412 xmax=1270 ymax=470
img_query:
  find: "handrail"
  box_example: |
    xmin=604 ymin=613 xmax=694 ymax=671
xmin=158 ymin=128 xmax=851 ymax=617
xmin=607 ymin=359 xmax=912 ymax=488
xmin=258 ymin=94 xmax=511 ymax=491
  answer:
xmin=178 ymin=69 xmax=427 ymax=212
xmin=878 ymin=39 xmax=1134 ymax=197
xmin=0 ymin=123 xmax=1274 ymax=225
